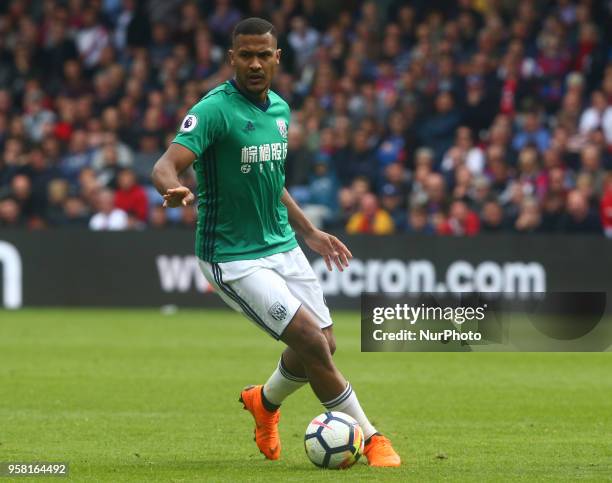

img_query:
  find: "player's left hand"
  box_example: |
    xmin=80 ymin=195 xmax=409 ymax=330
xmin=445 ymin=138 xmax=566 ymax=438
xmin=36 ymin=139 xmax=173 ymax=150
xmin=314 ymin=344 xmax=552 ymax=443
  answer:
xmin=162 ymin=186 xmax=194 ymax=208
xmin=304 ymin=230 xmax=352 ymax=272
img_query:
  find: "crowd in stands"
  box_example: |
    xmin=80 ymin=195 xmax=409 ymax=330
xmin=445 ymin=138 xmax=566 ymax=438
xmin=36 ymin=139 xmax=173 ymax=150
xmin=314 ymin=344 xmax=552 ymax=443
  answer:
xmin=1 ymin=0 xmax=612 ymax=237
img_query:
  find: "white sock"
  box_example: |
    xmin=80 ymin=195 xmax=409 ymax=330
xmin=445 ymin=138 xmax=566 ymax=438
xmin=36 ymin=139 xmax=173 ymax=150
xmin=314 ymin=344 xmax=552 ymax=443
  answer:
xmin=322 ymin=383 xmax=377 ymax=439
xmin=262 ymin=357 xmax=308 ymax=406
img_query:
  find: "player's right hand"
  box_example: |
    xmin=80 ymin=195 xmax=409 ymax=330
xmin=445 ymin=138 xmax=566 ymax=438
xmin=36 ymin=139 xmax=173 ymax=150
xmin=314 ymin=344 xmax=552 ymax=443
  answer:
xmin=162 ymin=186 xmax=195 ymax=208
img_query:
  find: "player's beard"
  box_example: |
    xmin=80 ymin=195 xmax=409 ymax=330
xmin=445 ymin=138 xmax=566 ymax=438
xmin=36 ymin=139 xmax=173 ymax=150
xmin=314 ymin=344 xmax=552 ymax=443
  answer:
xmin=244 ymin=73 xmax=268 ymax=97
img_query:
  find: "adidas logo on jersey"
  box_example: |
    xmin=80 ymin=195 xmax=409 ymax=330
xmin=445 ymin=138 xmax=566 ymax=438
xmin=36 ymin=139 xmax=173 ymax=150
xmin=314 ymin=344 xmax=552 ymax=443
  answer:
xmin=243 ymin=121 xmax=256 ymax=133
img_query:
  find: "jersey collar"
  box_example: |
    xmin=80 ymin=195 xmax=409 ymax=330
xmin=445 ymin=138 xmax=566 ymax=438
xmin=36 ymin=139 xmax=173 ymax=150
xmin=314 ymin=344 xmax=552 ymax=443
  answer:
xmin=229 ymin=79 xmax=271 ymax=112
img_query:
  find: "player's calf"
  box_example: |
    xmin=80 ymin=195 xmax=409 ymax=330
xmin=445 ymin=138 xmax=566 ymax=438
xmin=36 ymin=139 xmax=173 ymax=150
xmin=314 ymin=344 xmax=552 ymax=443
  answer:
xmin=280 ymin=309 xmax=345 ymax=401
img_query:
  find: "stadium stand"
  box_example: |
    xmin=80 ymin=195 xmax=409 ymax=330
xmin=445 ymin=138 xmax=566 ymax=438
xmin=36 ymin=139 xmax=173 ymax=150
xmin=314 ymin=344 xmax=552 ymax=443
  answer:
xmin=0 ymin=0 xmax=611 ymax=236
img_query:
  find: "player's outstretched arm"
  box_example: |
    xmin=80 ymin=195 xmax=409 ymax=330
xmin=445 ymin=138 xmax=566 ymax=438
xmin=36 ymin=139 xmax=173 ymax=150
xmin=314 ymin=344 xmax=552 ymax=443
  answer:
xmin=281 ymin=188 xmax=352 ymax=271
xmin=152 ymin=143 xmax=196 ymax=208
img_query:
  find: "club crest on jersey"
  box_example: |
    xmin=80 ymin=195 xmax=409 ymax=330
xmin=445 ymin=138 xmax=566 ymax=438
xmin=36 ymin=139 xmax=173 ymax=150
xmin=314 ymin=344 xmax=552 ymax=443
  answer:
xmin=268 ymin=302 xmax=288 ymax=321
xmin=180 ymin=114 xmax=198 ymax=132
xmin=276 ymin=119 xmax=288 ymax=138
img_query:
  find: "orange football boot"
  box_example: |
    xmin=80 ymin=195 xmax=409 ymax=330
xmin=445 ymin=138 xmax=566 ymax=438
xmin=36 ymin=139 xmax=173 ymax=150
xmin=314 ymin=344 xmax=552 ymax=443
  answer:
xmin=239 ymin=385 xmax=281 ymax=460
xmin=364 ymin=434 xmax=401 ymax=467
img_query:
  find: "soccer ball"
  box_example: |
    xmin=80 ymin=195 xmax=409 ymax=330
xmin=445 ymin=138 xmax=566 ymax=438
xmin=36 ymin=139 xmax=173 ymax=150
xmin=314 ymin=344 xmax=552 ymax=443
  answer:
xmin=304 ymin=411 xmax=364 ymax=469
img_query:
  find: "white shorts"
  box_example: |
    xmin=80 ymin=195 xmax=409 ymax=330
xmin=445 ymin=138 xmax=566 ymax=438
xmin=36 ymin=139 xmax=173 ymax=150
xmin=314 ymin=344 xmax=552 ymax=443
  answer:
xmin=198 ymin=246 xmax=333 ymax=340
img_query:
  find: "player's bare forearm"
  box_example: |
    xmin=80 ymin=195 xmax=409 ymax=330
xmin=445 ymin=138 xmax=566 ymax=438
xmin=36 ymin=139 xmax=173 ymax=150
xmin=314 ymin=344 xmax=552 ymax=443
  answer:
xmin=281 ymin=188 xmax=352 ymax=271
xmin=152 ymin=143 xmax=197 ymax=207
xmin=152 ymin=144 xmax=194 ymax=194
xmin=281 ymin=188 xmax=316 ymax=238
xmin=152 ymin=155 xmax=182 ymax=194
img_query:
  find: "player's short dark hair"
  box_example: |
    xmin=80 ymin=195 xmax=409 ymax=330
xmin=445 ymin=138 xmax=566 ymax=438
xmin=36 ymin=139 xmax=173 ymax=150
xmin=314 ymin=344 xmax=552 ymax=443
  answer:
xmin=232 ymin=17 xmax=276 ymax=42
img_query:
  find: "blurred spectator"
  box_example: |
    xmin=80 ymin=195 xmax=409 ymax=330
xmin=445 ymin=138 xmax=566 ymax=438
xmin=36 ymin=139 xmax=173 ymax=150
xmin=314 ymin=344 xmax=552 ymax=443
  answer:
xmin=59 ymin=196 xmax=90 ymax=227
xmin=114 ymin=169 xmax=148 ymax=223
xmin=209 ymin=0 xmax=242 ymax=44
xmin=579 ymin=90 xmax=612 ymax=143
xmin=132 ymin=133 xmax=163 ymax=183
xmin=337 ymin=129 xmax=378 ymax=186
xmin=516 ymin=146 xmax=545 ymax=199
xmin=89 ymin=188 xmax=128 ymax=231
xmin=46 ymin=178 xmax=70 ymax=226
xmin=376 ymin=111 xmax=409 ymax=173
xmin=334 ymin=187 xmax=357 ymax=231
xmin=418 ymin=91 xmax=461 ymax=161
xmin=92 ymin=132 xmax=134 ymax=186
xmin=409 ymin=147 xmax=434 ymax=195
xmin=463 ymin=77 xmax=498 ymax=135
xmin=10 ymin=175 xmax=39 ymax=221
xmin=438 ymin=199 xmax=481 ymax=236
xmin=149 ymin=205 xmax=169 ymax=229
xmin=346 ymin=193 xmax=394 ymax=235
xmin=512 ymin=111 xmax=550 ymax=153
xmin=75 ymin=8 xmax=110 ymax=69
xmin=541 ymin=193 xmax=566 ymax=232
xmin=441 ymin=126 xmax=485 ymax=175
xmin=179 ymin=204 xmax=197 ymax=229
xmin=480 ymin=199 xmax=509 ymax=233
xmin=423 ymin=173 xmax=447 ymax=217
xmin=451 ymin=165 xmax=472 ymax=200
xmin=285 ymin=123 xmax=312 ymax=187
xmin=379 ymin=184 xmax=405 ymax=230
xmin=405 ymin=205 xmax=434 ymax=235
xmin=60 ymin=129 xmax=94 ymax=184
xmin=381 ymin=163 xmax=410 ymax=201
xmin=557 ymin=189 xmax=602 ymax=233
xmin=23 ymin=90 xmax=56 ymax=143
xmin=60 ymin=59 xmax=90 ymax=98
xmin=113 ymin=0 xmax=141 ymax=51
xmin=149 ymin=23 xmax=173 ymax=69
xmin=514 ymin=197 xmax=542 ymax=233
xmin=79 ymin=168 xmax=102 ymax=207
xmin=469 ymin=175 xmax=492 ymax=213
xmin=0 ymin=198 xmax=21 ymax=227
xmin=288 ymin=16 xmax=319 ymax=70
xmin=578 ymin=144 xmax=605 ymax=195
xmin=292 ymin=154 xmax=338 ymax=228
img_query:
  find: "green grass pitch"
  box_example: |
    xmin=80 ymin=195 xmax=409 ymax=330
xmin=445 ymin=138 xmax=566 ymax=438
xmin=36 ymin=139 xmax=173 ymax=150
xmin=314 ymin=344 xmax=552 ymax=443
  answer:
xmin=1 ymin=309 xmax=611 ymax=482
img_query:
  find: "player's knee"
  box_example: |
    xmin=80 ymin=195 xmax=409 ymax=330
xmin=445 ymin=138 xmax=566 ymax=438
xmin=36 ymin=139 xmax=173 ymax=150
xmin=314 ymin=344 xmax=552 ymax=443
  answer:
xmin=283 ymin=310 xmax=333 ymax=366
xmin=296 ymin=330 xmax=332 ymax=367
xmin=303 ymin=331 xmax=330 ymax=359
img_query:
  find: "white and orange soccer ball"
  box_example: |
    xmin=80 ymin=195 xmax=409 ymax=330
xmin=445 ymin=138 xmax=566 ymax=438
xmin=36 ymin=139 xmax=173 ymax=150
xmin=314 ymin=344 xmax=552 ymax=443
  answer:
xmin=304 ymin=411 xmax=364 ymax=469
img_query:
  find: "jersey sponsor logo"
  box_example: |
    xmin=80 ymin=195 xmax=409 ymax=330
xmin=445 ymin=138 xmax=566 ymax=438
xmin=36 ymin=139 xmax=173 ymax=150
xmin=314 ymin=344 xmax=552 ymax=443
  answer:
xmin=276 ymin=119 xmax=288 ymax=138
xmin=240 ymin=142 xmax=288 ymax=173
xmin=268 ymin=302 xmax=288 ymax=321
xmin=180 ymin=114 xmax=198 ymax=132
xmin=241 ymin=164 xmax=251 ymax=173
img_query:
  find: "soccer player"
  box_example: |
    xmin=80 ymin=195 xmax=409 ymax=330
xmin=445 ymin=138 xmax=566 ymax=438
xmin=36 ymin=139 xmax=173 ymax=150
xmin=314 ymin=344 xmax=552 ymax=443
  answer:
xmin=152 ymin=17 xmax=401 ymax=467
